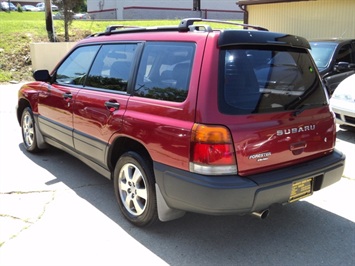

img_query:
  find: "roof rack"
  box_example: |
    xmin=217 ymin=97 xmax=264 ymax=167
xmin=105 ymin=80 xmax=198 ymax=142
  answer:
xmin=105 ymin=25 xmax=143 ymax=33
xmin=89 ymin=25 xmax=180 ymax=37
xmin=178 ymin=18 xmax=268 ymax=32
xmin=88 ymin=18 xmax=268 ymax=38
xmin=87 ymin=25 xmax=145 ymax=37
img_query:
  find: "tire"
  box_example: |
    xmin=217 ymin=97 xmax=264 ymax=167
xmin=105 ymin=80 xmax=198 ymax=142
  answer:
xmin=21 ymin=107 xmax=40 ymax=152
xmin=113 ymin=151 xmax=158 ymax=227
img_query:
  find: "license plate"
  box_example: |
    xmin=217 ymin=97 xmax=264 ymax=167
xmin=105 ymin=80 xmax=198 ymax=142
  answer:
xmin=289 ymin=178 xmax=313 ymax=202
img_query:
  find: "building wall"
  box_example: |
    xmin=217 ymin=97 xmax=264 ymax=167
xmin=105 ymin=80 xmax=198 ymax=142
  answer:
xmin=9 ymin=1 xmax=42 ymax=6
xmin=122 ymin=7 xmax=242 ymax=20
xmin=13 ymin=0 xmax=39 ymax=4
xmin=88 ymin=0 xmax=242 ymax=20
xmin=246 ymin=0 xmax=355 ymax=39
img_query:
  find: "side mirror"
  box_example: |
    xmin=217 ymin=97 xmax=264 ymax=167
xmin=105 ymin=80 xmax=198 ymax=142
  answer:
xmin=334 ymin=62 xmax=349 ymax=72
xmin=33 ymin=69 xmax=51 ymax=82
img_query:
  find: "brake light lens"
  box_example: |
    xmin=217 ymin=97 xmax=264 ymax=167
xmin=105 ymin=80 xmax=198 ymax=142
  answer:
xmin=190 ymin=124 xmax=237 ymax=175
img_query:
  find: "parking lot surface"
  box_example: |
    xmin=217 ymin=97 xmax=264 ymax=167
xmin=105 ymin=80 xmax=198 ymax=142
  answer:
xmin=0 ymin=83 xmax=354 ymax=266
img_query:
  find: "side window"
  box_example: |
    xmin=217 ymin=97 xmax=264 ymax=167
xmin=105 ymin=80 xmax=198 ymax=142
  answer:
xmin=55 ymin=45 xmax=100 ymax=85
xmin=134 ymin=42 xmax=195 ymax=102
xmin=335 ymin=44 xmax=352 ymax=64
xmin=85 ymin=44 xmax=137 ymax=92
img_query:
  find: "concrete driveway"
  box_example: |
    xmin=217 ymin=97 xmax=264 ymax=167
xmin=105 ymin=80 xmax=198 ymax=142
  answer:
xmin=0 ymin=83 xmax=354 ymax=266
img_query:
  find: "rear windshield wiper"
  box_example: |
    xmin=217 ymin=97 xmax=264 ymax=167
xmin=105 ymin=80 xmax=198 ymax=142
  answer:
xmin=292 ymin=102 xmax=327 ymax=117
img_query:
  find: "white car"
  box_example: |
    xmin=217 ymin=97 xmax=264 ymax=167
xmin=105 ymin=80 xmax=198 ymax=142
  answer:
xmin=36 ymin=2 xmax=58 ymax=11
xmin=73 ymin=13 xmax=91 ymax=20
xmin=1 ymin=1 xmax=16 ymax=11
xmin=22 ymin=5 xmax=40 ymax=11
xmin=330 ymin=74 xmax=355 ymax=128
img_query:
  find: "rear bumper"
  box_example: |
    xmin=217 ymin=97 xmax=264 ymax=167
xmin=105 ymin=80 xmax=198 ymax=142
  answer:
xmin=154 ymin=149 xmax=345 ymax=216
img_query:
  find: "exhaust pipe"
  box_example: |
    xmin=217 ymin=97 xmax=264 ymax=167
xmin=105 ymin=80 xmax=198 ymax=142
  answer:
xmin=251 ymin=209 xmax=270 ymax=220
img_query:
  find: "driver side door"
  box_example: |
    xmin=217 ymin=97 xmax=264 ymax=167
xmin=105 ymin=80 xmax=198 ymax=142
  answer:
xmin=37 ymin=45 xmax=100 ymax=149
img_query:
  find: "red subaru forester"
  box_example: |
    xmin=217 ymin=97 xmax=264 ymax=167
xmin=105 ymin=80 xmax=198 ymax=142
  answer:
xmin=17 ymin=19 xmax=345 ymax=226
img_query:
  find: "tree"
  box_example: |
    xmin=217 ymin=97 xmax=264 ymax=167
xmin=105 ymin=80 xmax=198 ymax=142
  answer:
xmin=52 ymin=0 xmax=86 ymax=42
xmin=45 ymin=0 xmax=56 ymax=42
xmin=193 ymin=0 xmax=201 ymax=11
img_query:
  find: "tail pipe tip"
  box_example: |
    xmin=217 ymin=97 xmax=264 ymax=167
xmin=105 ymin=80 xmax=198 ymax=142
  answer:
xmin=251 ymin=209 xmax=270 ymax=220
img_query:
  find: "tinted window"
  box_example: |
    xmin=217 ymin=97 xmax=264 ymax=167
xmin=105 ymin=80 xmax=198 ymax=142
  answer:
xmin=134 ymin=42 xmax=195 ymax=102
xmin=85 ymin=44 xmax=137 ymax=92
xmin=335 ymin=44 xmax=353 ymax=64
xmin=55 ymin=45 xmax=100 ymax=85
xmin=218 ymin=47 xmax=327 ymax=115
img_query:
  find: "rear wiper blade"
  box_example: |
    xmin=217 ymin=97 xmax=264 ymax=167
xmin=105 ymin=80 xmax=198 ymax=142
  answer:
xmin=292 ymin=102 xmax=326 ymax=117
xmin=292 ymin=104 xmax=309 ymax=116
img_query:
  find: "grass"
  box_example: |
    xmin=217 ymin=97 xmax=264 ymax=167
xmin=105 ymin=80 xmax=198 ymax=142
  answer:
xmin=0 ymin=11 xmax=241 ymax=83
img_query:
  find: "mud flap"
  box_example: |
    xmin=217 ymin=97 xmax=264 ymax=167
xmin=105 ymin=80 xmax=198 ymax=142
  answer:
xmin=155 ymin=183 xmax=185 ymax=222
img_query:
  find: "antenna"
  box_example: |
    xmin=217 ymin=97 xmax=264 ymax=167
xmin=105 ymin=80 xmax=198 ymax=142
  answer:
xmin=340 ymin=29 xmax=347 ymax=39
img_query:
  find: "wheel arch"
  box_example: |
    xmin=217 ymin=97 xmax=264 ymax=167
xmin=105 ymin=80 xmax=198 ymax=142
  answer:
xmin=108 ymin=136 xmax=186 ymax=223
xmin=107 ymin=136 xmax=153 ymax=177
xmin=17 ymin=86 xmax=40 ymax=125
xmin=17 ymin=98 xmax=31 ymax=126
xmin=18 ymin=100 xmax=47 ymax=150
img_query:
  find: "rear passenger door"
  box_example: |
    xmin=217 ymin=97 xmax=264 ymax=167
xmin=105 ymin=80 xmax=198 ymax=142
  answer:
xmin=124 ymin=42 xmax=197 ymax=169
xmin=73 ymin=43 xmax=138 ymax=166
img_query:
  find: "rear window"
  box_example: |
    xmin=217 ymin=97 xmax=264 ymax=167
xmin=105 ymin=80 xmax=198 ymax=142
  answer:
xmin=218 ymin=46 xmax=327 ymax=115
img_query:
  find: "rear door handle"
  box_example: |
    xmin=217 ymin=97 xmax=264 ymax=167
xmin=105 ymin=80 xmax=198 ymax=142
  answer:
xmin=105 ymin=101 xmax=120 ymax=111
xmin=63 ymin=92 xmax=72 ymax=101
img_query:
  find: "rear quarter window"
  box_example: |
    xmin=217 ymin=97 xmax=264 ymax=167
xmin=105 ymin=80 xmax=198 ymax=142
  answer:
xmin=134 ymin=42 xmax=195 ymax=102
xmin=218 ymin=46 xmax=327 ymax=115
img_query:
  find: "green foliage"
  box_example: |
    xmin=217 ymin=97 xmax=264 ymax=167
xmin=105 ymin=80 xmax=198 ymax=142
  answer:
xmin=0 ymin=70 xmax=12 ymax=81
xmin=78 ymin=0 xmax=88 ymax=12
xmin=17 ymin=4 xmax=23 ymax=12
xmin=0 ymin=11 xmax=124 ymax=82
xmin=53 ymin=0 xmax=86 ymax=13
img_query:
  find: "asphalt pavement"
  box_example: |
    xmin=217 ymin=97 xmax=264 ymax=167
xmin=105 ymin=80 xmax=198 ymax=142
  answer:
xmin=0 ymin=83 xmax=354 ymax=266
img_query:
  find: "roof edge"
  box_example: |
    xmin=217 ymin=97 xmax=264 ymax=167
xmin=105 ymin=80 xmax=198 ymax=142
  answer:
xmin=237 ymin=0 xmax=311 ymax=6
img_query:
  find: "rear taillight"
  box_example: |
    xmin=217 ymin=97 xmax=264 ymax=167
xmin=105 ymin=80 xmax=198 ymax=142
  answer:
xmin=190 ymin=123 xmax=237 ymax=175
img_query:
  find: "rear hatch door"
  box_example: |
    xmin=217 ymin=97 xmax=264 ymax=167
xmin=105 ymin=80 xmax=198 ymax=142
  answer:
xmin=217 ymin=44 xmax=335 ymax=176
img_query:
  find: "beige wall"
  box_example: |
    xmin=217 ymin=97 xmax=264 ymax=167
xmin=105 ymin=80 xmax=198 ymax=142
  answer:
xmin=247 ymin=0 xmax=355 ymax=39
xmin=30 ymin=42 xmax=77 ymax=73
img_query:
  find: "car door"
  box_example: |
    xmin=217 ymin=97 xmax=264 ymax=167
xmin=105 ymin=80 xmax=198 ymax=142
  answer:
xmin=325 ymin=41 xmax=355 ymax=94
xmin=73 ymin=43 xmax=138 ymax=166
xmin=37 ymin=45 xmax=100 ymax=148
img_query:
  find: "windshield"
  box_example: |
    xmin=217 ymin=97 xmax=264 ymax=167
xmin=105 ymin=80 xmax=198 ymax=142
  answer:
xmin=309 ymin=42 xmax=337 ymax=70
xmin=218 ymin=46 xmax=327 ymax=115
